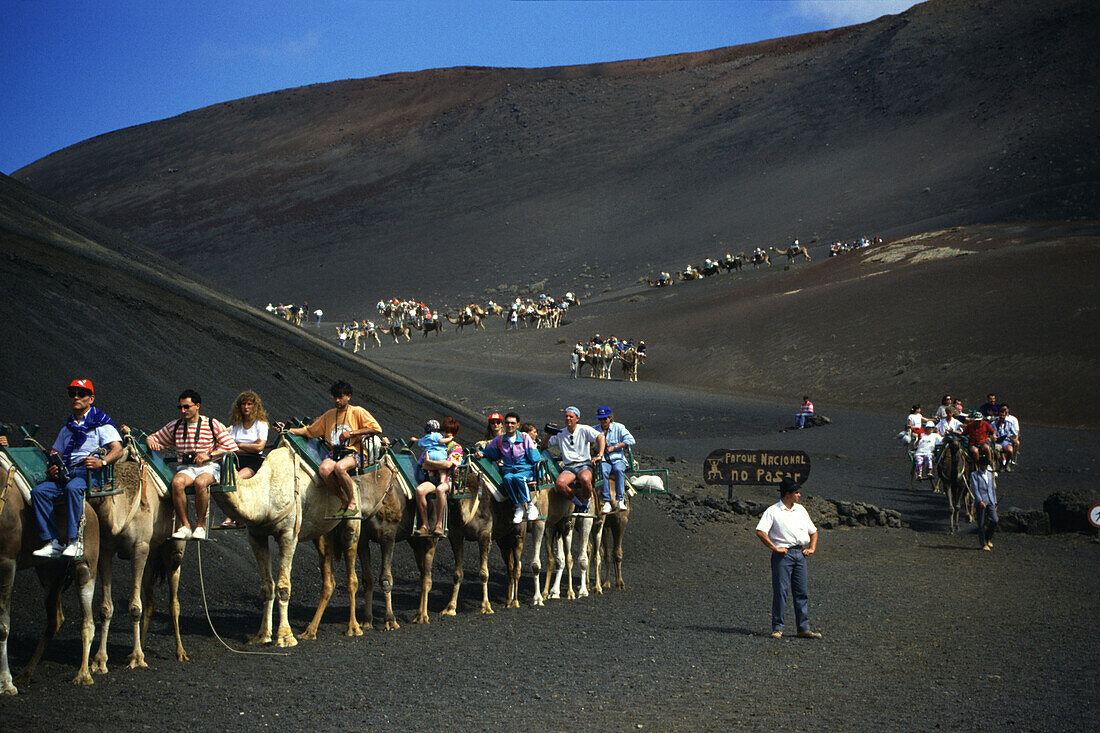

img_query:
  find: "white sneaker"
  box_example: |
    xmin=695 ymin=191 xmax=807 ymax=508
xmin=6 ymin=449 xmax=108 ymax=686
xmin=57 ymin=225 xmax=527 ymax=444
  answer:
xmin=191 ymin=526 xmax=207 ymax=541
xmin=61 ymin=541 xmax=81 ymax=558
xmin=512 ymin=506 xmax=524 ymax=524
xmin=172 ymin=526 xmax=192 ymax=540
xmin=526 ymin=503 xmax=539 ymax=521
xmin=601 ymin=501 xmax=612 ymax=515
xmin=616 ymin=499 xmax=628 ymax=511
xmin=33 ymin=540 xmax=64 ymax=558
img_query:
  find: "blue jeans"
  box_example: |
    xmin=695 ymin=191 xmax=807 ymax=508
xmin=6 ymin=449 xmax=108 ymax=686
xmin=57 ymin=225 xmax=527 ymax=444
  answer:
xmin=501 ymin=468 xmax=533 ymax=506
xmin=771 ymin=548 xmax=810 ymax=632
xmin=31 ymin=467 xmax=99 ymax=543
xmin=601 ymin=458 xmax=628 ymax=501
xmin=795 ymin=413 xmax=810 ymax=428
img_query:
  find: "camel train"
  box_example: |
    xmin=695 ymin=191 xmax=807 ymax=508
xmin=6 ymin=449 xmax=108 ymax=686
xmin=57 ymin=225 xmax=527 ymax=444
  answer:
xmin=0 ymin=418 xmax=666 ymax=693
xmin=651 ymin=240 xmax=821 ymax=286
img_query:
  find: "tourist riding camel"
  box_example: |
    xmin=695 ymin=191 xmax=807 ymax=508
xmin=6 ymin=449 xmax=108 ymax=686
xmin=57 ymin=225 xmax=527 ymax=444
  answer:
xmin=546 ymin=407 xmax=605 ymax=515
xmin=479 ymin=412 xmax=542 ymax=525
xmin=146 ymin=389 xmax=238 ymax=541
xmin=993 ymin=404 xmax=1020 ymax=467
xmin=285 ymin=381 xmax=385 ymax=519
xmin=412 ymin=418 xmax=462 ymax=536
xmin=30 ymin=379 xmax=122 ymax=559
xmin=593 ymin=406 xmax=634 ymax=514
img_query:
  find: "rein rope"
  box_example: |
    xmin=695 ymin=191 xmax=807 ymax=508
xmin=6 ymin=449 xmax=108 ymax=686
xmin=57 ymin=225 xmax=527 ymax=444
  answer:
xmin=195 ymin=542 xmax=289 ymax=657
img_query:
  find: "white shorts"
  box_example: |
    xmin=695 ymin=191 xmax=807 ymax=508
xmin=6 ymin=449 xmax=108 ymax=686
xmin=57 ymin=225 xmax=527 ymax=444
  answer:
xmin=174 ymin=463 xmax=221 ymax=482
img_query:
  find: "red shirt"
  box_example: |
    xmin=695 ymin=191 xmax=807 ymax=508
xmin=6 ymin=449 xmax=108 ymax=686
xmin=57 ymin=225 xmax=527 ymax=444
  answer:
xmin=963 ymin=420 xmax=995 ymax=445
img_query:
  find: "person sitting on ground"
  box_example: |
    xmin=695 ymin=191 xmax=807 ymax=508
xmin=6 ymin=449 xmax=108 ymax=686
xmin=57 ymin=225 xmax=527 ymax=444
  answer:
xmin=479 ymin=412 xmax=541 ymax=524
xmin=993 ymin=404 xmax=1020 ymax=466
xmin=147 ymin=389 xmax=238 ymax=540
xmin=413 ymin=419 xmax=452 ymax=496
xmin=31 ymin=379 xmax=124 ymax=558
xmin=218 ymin=390 xmax=270 ymax=529
xmin=912 ymin=421 xmax=943 ymax=479
xmin=978 ymin=393 xmax=1000 ymax=420
xmin=594 ymin=406 xmax=635 ymax=513
xmin=545 ymin=406 xmax=605 ymax=515
xmin=970 ymin=456 xmax=998 ymax=551
xmin=285 ymin=380 xmax=385 ymax=519
xmin=795 ymin=396 xmax=815 ymax=429
xmin=414 ymin=417 xmax=462 ymax=537
xmin=961 ymin=412 xmax=996 ymax=466
xmin=936 ymin=407 xmax=963 ymax=437
xmin=905 ymin=404 xmax=924 ymax=442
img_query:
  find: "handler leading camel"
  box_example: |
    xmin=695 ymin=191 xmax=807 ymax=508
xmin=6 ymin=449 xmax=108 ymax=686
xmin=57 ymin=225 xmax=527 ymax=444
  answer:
xmin=546 ymin=407 xmax=605 ymax=516
xmin=286 ymin=380 xmax=386 ymax=518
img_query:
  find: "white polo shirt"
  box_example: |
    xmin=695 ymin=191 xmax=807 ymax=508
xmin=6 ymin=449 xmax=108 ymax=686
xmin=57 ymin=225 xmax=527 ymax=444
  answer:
xmin=549 ymin=424 xmax=601 ymax=466
xmin=756 ymin=500 xmax=817 ymax=549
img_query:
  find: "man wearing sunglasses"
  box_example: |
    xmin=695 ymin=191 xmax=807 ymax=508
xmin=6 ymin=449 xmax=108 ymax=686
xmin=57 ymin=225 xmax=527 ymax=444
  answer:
xmin=546 ymin=406 xmax=605 ymax=515
xmin=147 ymin=389 xmax=238 ymax=540
xmin=30 ymin=379 xmax=123 ymax=558
xmin=593 ymin=406 xmax=635 ymax=514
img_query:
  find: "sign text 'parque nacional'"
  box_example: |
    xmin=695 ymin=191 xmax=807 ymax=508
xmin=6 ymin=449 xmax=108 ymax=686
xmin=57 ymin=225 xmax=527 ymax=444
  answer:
xmin=703 ymin=449 xmax=811 ymax=486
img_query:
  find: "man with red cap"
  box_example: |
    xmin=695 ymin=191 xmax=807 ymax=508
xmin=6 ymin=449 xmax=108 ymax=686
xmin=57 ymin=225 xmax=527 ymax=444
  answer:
xmin=30 ymin=379 xmax=123 ymax=558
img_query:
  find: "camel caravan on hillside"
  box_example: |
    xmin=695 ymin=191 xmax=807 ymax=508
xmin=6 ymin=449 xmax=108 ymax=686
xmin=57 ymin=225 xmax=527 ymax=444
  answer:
xmin=0 ymin=381 xmax=666 ymax=694
xmin=570 ymin=335 xmax=646 ymax=382
xmin=648 ymin=237 xmax=834 ymax=287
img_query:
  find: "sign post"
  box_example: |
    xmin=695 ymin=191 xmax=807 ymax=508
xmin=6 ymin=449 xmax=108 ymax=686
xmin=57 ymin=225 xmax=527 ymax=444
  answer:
xmin=703 ymin=449 xmax=812 ymax=502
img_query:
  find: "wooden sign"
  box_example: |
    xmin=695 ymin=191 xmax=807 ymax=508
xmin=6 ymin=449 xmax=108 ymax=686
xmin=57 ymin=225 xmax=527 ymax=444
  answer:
xmin=703 ymin=449 xmax=811 ymax=486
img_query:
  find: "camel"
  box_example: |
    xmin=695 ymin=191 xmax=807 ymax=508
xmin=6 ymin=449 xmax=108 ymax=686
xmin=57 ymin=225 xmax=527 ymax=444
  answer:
xmin=0 ymin=452 xmax=99 ymax=693
xmin=307 ymin=451 xmax=439 ymax=633
xmin=646 ymin=275 xmax=672 ymax=287
xmin=678 ymin=267 xmax=701 ymax=281
xmin=771 ymin=245 xmax=811 ymax=264
xmin=722 ymin=253 xmax=744 ymax=272
xmin=90 ymin=437 xmax=187 ymax=674
xmin=541 ymin=488 xmax=598 ymax=600
xmin=750 ymin=250 xmax=771 ymax=268
xmin=421 ymin=320 xmax=444 ymax=338
xmin=620 ymin=348 xmax=641 ymax=382
xmin=936 ymin=438 xmax=975 ymax=534
xmin=444 ymin=312 xmax=482 ymax=332
xmin=387 ymin=324 xmax=412 ymax=343
xmin=701 ymin=260 xmax=721 ymax=276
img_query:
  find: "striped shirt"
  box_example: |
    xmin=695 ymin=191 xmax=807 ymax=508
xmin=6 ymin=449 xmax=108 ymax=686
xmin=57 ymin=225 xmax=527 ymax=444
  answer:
xmin=150 ymin=416 xmax=237 ymax=455
xmin=798 ymin=401 xmax=815 ymax=416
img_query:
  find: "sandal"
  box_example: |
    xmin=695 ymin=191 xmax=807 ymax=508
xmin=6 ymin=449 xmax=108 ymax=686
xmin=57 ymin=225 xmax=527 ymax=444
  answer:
xmin=215 ymin=518 xmax=240 ymax=530
xmin=432 ymin=526 xmax=445 ymax=538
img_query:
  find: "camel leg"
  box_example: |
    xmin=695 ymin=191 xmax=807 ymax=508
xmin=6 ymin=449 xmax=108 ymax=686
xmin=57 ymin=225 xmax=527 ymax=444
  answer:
xmin=612 ymin=523 xmax=626 ymax=590
xmin=412 ymin=538 xmax=436 ymax=625
xmin=548 ymin=528 xmax=565 ymax=599
xmin=380 ymin=538 xmax=400 ymax=630
xmin=301 ymin=537 xmax=334 ymax=640
xmin=73 ymin=558 xmax=96 ymax=685
xmin=18 ymin=573 xmax=65 ymax=687
xmin=273 ymin=530 xmax=298 ymax=648
xmin=245 ymin=533 xmax=275 ymax=644
xmin=0 ymin=558 xmax=17 ymax=694
xmin=168 ymin=560 xmax=188 ymax=662
xmin=528 ymin=518 xmax=546 ymax=607
xmin=507 ymin=537 xmax=524 ymax=609
xmin=92 ymin=553 xmax=114 ymax=674
xmin=125 ymin=539 xmax=150 ymax=668
xmin=479 ymin=533 xmax=494 ymax=614
xmin=359 ymin=541 xmax=375 ymax=630
xmin=442 ymin=533 xmax=464 ymax=616
xmin=563 ymin=523 xmax=576 ymax=600
xmin=574 ymin=518 xmax=592 ymax=599
xmin=342 ymin=523 xmax=363 ymax=636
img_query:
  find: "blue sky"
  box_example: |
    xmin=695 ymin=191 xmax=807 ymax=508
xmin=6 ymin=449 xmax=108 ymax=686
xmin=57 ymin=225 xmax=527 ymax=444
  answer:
xmin=1 ymin=0 xmax=918 ymax=174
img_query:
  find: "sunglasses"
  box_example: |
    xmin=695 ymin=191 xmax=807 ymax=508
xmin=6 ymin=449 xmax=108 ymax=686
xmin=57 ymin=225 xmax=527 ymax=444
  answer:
xmin=68 ymin=389 xmax=92 ymax=398
xmin=178 ymin=403 xmax=195 ymax=411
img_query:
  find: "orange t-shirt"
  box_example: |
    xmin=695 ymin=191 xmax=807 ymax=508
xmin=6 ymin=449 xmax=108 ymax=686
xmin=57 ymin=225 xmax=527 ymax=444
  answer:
xmin=303 ymin=405 xmax=382 ymax=456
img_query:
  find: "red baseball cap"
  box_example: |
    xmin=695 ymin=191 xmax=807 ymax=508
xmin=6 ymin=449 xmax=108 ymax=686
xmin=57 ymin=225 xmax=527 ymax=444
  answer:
xmin=489 ymin=413 xmax=503 ymax=421
xmin=68 ymin=378 xmax=94 ymax=393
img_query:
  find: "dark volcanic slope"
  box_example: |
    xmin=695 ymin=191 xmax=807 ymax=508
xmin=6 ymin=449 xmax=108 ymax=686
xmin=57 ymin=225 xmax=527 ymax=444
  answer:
xmin=0 ymin=174 xmax=478 ymax=435
xmin=14 ymin=0 xmax=1100 ymax=317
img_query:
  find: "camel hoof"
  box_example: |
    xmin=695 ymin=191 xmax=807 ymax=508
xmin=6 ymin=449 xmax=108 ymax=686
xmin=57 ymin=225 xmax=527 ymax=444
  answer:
xmin=275 ymin=633 xmax=298 ymax=648
xmin=440 ymin=607 xmax=457 ymax=617
xmin=577 ymin=588 xmax=588 ymax=599
xmin=507 ymin=600 xmax=520 ymax=609
xmin=72 ymin=670 xmax=94 ymax=686
xmin=127 ymin=654 xmax=148 ymax=669
xmin=299 ymin=628 xmax=318 ymax=641
xmin=91 ymin=657 xmax=108 ymax=675
xmin=547 ymin=591 xmax=560 ymax=600
xmin=0 ymin=680 xmax=16 ymax=695
xmin=532 ymin=598 xmax=544 ymax=607
xmin=480 ymin=603 xmax=495 ymax=615
xmin=412 ymin=613 xmax=430 ymax=625
xmin=566 ymin=590 xmax=576 ymax=600
xmin=616 ymin=581 xmax=626 ymax=590
xmin=345 ymin=623 xmax=363 ymax=637
xmin=247 ymin=633 xmax=272 ymax=645
xmin=384 ymin=620 xmax=401 ymax=631
xmin=176 ymin=651 xmax=190 ymax=662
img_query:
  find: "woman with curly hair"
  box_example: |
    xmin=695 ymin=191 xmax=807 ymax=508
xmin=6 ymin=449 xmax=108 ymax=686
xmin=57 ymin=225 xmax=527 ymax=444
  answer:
xmin=218 ymin=390 xmax=270 ymax=528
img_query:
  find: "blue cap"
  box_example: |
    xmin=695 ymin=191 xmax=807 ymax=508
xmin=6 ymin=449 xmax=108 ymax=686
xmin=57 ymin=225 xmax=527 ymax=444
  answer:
xmin=596 ymin=406 xmax=612 ymax=418
xmin=564 ymin=406 xmax=580 ymax=418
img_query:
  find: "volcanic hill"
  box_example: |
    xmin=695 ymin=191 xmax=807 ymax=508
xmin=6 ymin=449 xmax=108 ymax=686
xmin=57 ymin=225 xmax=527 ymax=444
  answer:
xmin=13 ymin=0 xmax=1099 ymax=317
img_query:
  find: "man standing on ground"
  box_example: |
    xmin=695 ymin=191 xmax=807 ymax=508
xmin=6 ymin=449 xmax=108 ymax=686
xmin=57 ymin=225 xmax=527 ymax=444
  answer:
xmin=970 ymin=457 xmax=999 ymax=551
xmin=755 ymin=478 xmax=822 ymax=639
xmin=31 ymin=379 xmax=124 ymax=558
xmin=546 ymin=406 xmax=605 ymax=515
xmin=147 ymin=389 xmax=238 ymax=540
xmin=286 ymin=381 xmax=385 ymax=518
